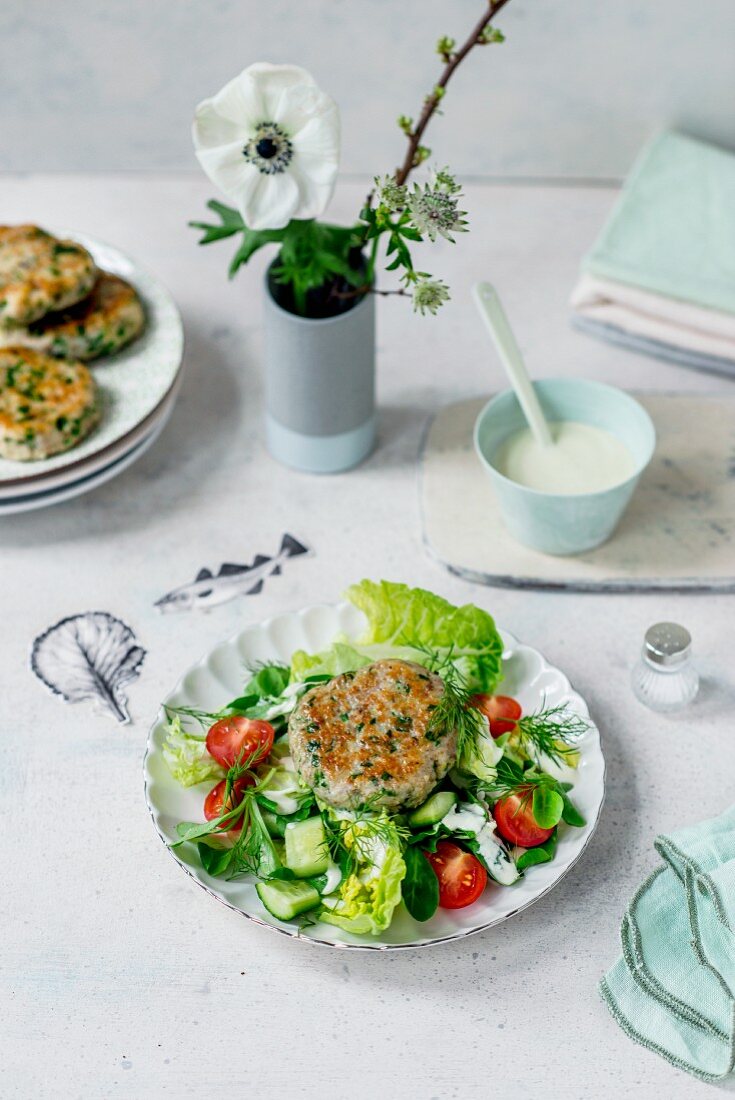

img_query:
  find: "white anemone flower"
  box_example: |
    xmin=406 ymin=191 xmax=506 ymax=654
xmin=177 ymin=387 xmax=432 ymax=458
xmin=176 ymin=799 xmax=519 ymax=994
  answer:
xmin=193 ymin=63 xmax=340 ymax=231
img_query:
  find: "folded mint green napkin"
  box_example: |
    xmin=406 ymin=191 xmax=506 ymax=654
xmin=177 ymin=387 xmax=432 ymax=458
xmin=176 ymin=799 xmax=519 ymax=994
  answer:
xmin=600 ymin=805 xmax=735 ymax=1082
xmin=583 ymin=131 xmax=735 ymax=315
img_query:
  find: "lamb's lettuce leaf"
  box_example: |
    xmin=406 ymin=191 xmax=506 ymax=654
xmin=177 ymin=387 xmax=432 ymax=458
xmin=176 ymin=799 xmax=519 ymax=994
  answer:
xmin=244 ymin=663 xmax=290 ymax=699
xmin=226 ymin=662 xmax=293 ymax=716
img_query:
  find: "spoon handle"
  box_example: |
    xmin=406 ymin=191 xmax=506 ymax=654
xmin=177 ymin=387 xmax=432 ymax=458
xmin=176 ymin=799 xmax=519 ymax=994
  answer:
xmin=472 ymin=281 xmax=553 ymax=448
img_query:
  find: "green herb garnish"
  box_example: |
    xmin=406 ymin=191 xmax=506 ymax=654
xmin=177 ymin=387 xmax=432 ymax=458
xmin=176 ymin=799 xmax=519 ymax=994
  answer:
xmin=173 ymin=746 xmax=280 ymax=880
xmin=515 ymin=704 xmax=590 ymax=765
xmin=321 ymin=798 xmax=409 ymax=878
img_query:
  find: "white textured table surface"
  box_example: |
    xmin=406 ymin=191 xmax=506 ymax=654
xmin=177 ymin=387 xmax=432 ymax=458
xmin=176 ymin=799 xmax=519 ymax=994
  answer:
xmin=2 ymin=175 xmax=734 ymax=1100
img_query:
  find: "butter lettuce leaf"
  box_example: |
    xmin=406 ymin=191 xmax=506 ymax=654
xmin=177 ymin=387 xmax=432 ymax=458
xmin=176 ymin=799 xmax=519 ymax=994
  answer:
xmin=290 ymin=641 xmax=372 ymax=682
xmin=290 ymin=582 xmax=503 ymax=693
xmin=319 ymin=845 xmax=406 ymax=936
xmin=458 ymin=725 xmax=504 ymax=783
xmin=162 ymin=715 xmax=225 ymax=788
xmin=345 ymin=579 xmax=503 ymax=692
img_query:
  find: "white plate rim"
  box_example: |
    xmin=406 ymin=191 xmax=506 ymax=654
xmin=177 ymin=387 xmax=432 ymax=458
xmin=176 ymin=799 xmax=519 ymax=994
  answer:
xmin=0 ymin=368 xmax=182 ymax=500
xmin=143 ymin=603 xmax=605 ymax=951
xmin=0 ymin=405 xmax=170 ymax=515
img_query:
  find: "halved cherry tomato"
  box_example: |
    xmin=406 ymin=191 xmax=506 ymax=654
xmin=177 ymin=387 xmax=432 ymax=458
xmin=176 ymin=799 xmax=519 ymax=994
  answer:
xmin=425 ymin=840 xmax=488 ymax=909
xmin=203 ymin=776 xmax=253 ymax=831
xmin=205 ymin=716 xmax=274 ymax=769
xmin=470 ymin=694 xmax=522 ymax=737
xmin=493 ymin=788 xmax=554 ymax=848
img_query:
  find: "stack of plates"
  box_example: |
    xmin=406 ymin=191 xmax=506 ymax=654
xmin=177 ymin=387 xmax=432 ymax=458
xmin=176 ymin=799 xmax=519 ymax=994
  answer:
xmin=0 ymin=233 xmax=184 ymax=516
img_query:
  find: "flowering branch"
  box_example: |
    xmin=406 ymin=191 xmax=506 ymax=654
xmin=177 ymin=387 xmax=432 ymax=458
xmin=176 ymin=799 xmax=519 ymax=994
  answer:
xmin=346 ymin=0 xmax=512 ymax=314
xmin=189 ymin=3 xmax=513 ymax=318
xmin=395 ymin=0 xmax=513 ymax=186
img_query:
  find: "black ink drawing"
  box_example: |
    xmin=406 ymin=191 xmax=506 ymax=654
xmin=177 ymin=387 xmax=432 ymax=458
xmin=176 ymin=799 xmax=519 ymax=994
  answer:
xmin=154 ymin=533 xmax=311 ymax=613
xmin=30 ymin=611 xmax=146 ymax=724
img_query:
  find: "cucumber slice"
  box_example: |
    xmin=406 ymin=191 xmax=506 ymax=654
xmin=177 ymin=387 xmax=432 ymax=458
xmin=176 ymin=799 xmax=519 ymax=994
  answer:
xmin=407 ymin=790 xmax=457 ymax=828
xmin=262 ymin=810 xmax=287 ymax=838
xmin=284 ymin=816 xmax=329 ymax=878
xmin=256 ymin=879 xmax=320 ymax=921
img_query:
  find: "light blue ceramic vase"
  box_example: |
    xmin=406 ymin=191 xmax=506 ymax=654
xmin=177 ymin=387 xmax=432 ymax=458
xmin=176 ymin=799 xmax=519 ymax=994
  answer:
xmin=263 ymin=274 xmax=375 ymax=475
xmin=474 ymin=379 xmax=656 ymax=556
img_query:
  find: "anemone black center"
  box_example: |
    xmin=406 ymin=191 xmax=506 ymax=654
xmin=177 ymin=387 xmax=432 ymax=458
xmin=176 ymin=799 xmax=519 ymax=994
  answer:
xmin=256 ymin=137 xmax=278 ymax=159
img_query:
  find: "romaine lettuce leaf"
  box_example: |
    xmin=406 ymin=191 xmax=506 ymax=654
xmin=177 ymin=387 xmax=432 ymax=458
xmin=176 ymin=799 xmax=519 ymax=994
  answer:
xmin=162 ymin=715 xmax=225 ymax=788
xmin=345 ymin=579 xmax=503 ymax=692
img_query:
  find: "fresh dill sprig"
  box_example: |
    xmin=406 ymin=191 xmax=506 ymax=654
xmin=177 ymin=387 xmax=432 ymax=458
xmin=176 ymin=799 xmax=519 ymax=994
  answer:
xmin=321 ymin=799 xmax=409 ymax=877
xmin=172 ymin=745 xmax=276 ymax=873
xmin=420 ymin=656 xmax=485 ymax=757
xmin=392 ymin=639 xmax=487 ymax=757
xmin=297 ymin=908 xmax=320 ymax=935
xmin=164 ymin=703 xmax=228 ymax=730
xmin=515 ymin=703 xmax=590 ymax=765
xmin=397 ymin=640 xmax=590 ymax=770
xmin=402 ymin=638 xmax=456 ymax=676
xmin=226 ymin=796 xmax=280 ymax=879
xmin=245 ymin=659 xmax=289 ymax=674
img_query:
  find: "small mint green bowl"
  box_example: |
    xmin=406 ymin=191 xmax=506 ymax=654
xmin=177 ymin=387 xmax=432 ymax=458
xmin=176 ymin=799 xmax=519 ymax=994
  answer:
xmin=474 ymin=378 xmax=656 ymax=556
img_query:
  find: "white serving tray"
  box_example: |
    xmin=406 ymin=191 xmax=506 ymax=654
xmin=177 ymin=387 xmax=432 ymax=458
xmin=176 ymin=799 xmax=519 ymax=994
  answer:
xmin=421 ymin=394 xmax=735 ymax=592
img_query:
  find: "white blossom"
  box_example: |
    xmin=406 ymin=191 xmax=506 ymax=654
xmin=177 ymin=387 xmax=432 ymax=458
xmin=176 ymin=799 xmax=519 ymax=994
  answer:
xmin=193 ymin=63 xmax=340 ymax=231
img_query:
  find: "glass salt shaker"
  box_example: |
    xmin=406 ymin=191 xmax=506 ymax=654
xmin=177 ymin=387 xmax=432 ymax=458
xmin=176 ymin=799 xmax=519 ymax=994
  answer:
xmin=631 ymin=622 xmax=699 ymax=713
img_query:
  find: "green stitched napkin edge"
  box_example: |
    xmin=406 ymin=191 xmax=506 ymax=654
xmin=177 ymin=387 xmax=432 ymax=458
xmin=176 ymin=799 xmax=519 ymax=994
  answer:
xmin=599 ymin=976 xmax=735 ymax=1085
xmin=599 ymin=821 xmax=735 ymax=1082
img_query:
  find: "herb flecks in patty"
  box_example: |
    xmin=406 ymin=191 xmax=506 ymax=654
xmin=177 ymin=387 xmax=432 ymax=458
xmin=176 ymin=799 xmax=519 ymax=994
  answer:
xmin=288 ymin=659 xmax=459 ymax=811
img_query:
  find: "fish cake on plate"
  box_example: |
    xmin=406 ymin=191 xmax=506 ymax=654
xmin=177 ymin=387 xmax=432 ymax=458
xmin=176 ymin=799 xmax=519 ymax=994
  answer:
xmin=0 ymin=348 xmax=100 ymax=461
xmin=288 ymin=658 xmax=458 ymax=812
xmin=0 ymin=225 xmax=97 ymax=326
xmin=0 ymin=272 xmax=146 ymax=361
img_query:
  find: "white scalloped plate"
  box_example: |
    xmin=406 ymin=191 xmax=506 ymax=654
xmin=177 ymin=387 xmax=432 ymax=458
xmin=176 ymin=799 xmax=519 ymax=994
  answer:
xmin=144 ymin=603 xmax=605 ymax=950
xmin=0 ymin=231 xmax=183 ymax=486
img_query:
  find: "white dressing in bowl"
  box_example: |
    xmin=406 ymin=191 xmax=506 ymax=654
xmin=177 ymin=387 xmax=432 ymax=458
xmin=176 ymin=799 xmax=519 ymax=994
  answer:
xmin=492 ymin=420 xmax=636 ymax=495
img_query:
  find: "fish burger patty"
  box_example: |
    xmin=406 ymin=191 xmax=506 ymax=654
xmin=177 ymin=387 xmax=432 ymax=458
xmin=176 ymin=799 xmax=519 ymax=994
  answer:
xmin=0 ymin=348 xmax=100 ymax=460
xmin=0 ymin=226 xmax=97 ymax=326
xmin=288 ymin=658 xmax=458 ymax=811
xmin=0 ymin=272 xmax=145 ymax=361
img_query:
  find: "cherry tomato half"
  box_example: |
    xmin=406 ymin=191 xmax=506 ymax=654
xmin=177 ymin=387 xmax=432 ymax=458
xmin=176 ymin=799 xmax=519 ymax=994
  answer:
xmin=205 ymin=716 xmax=274 ymax=769
xmin=470 ymin=694 xmax=522 ymax=737
xmin=493 ymin=788 xmax=554 ymax=848
xmin=203 ymin=776 xmax=253 ymax=831
xmin=425 ymin=840 xmax=488 ymax=909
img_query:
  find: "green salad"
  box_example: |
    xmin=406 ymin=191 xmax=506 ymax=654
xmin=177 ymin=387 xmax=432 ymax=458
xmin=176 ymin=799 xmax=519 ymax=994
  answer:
xmin=163 ymin=580 xmax=588 ymax=934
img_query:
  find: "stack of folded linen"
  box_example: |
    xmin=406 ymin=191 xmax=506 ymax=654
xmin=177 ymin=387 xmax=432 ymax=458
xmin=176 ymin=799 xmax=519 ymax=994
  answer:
xmin=571 ymin=131 xmax=735 ymax=376
xmin=600 ymin=805 xmax=735 ymax=1082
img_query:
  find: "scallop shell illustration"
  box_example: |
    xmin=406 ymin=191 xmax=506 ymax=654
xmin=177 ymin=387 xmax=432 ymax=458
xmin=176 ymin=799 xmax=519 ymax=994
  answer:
xmin=30 ymin=611 xmax=146 ymax=724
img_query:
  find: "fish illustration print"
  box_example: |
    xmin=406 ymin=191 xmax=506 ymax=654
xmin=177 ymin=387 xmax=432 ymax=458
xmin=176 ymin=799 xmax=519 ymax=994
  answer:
xmin=154 ymin=534 xmax=311 ymax=613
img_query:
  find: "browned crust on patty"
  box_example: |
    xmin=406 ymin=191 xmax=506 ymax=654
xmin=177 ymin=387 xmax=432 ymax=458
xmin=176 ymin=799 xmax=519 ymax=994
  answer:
xmin=0 ymin=347 xmax=100 ymax=460
xmin=0 ymin=226 xmax=97 ymax=325
xmin=17 ymin=272 xmax=146 ymax=360
xmin=288 ymin=659 xmax=458 ymax=811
